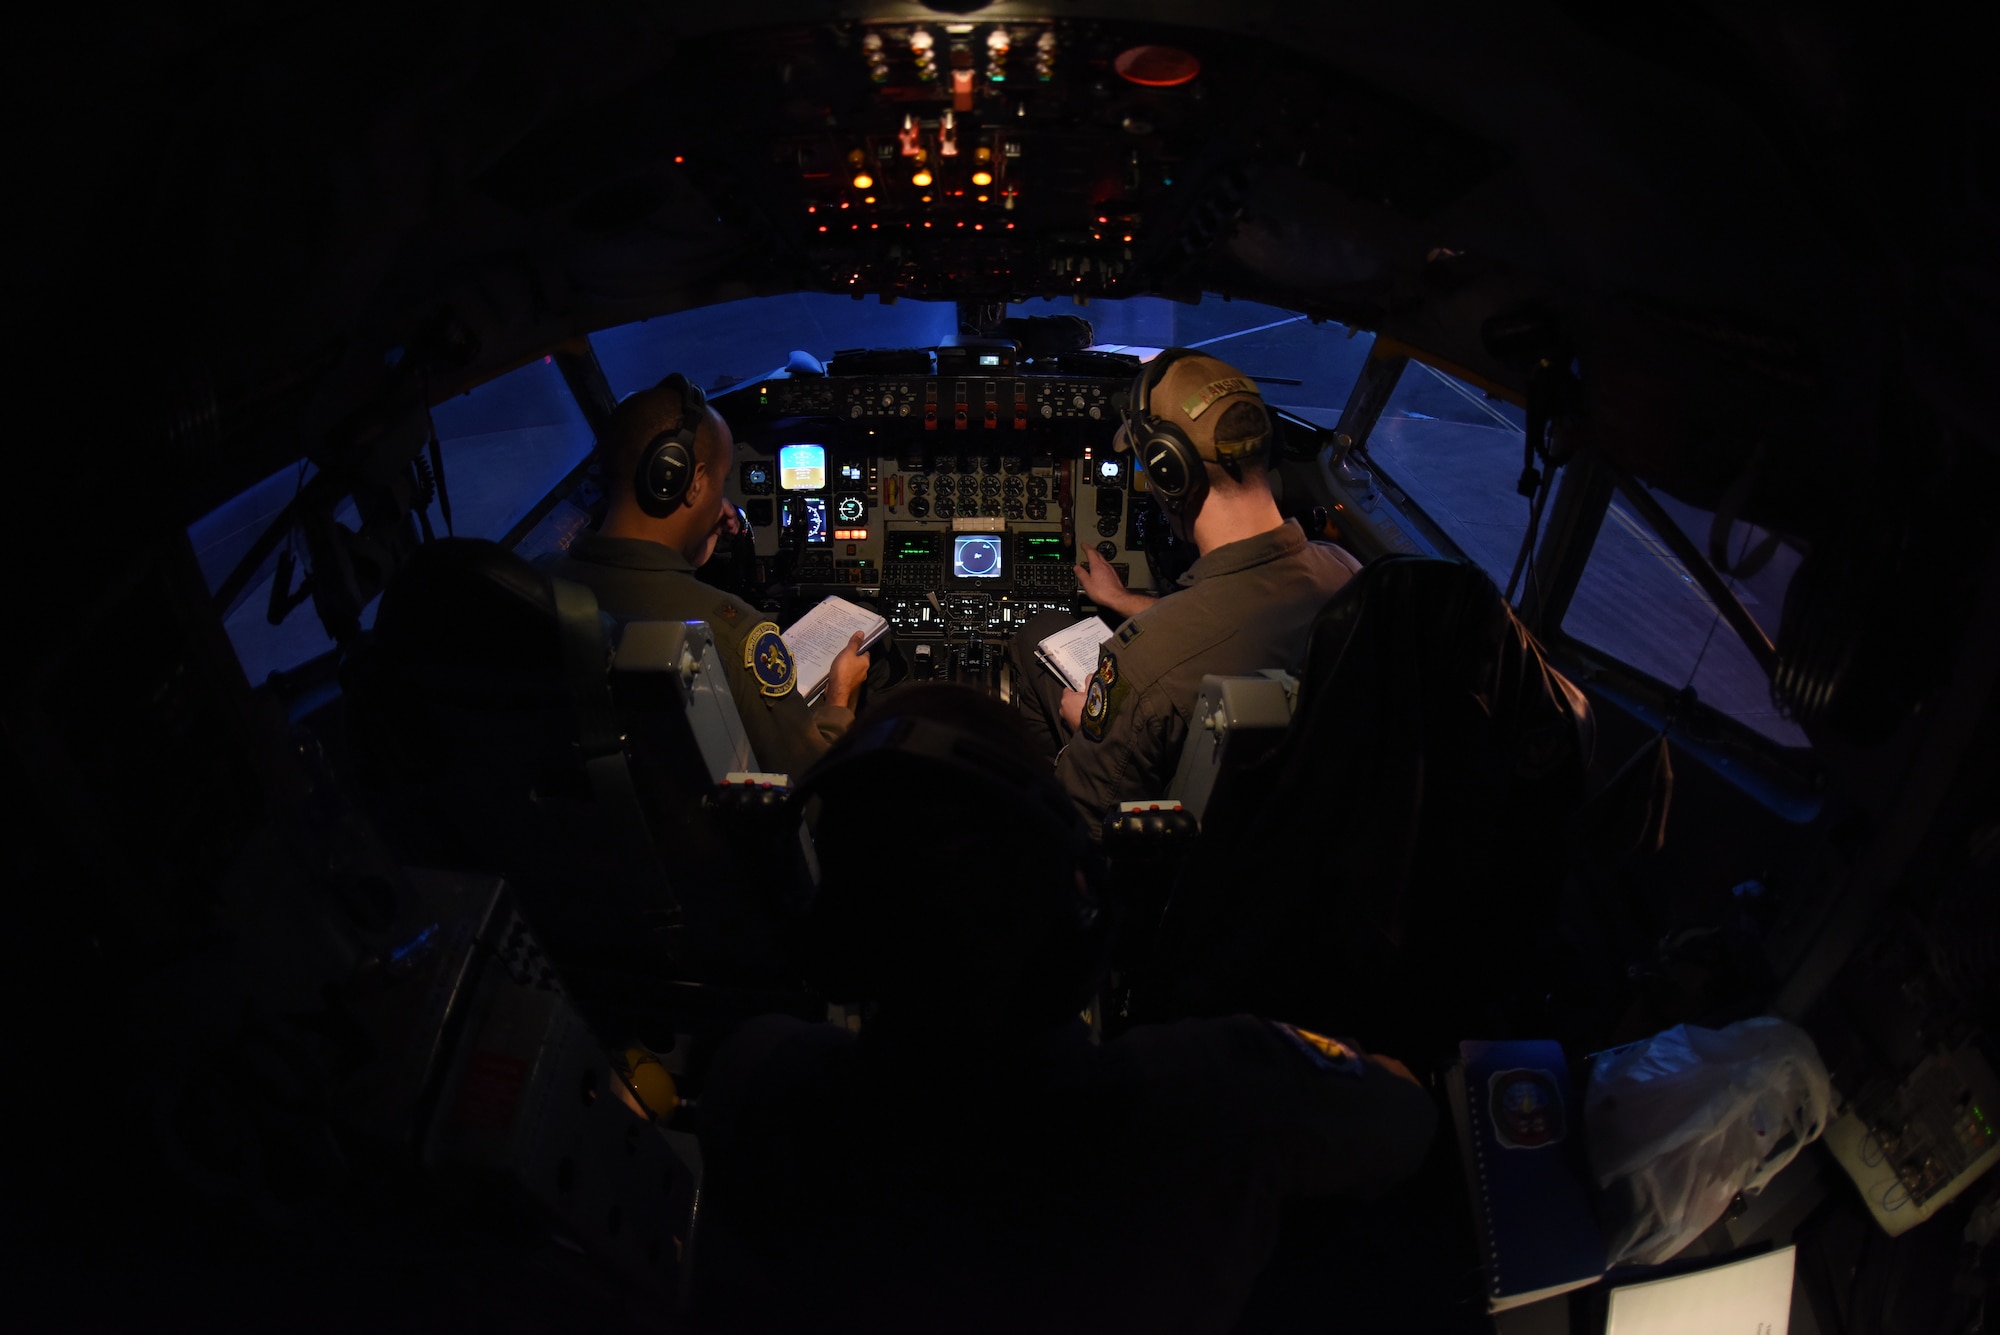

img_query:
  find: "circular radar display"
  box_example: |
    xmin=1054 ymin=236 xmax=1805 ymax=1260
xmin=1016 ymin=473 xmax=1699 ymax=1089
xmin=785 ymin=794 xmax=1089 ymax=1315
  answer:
xmin=954 ymin=536 xmax=1003 ymax=579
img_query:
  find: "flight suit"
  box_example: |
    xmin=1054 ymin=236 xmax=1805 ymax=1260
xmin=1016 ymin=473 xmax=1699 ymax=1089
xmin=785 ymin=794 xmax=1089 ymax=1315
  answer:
xmin=544 ymin=533 xmax=852 ymax=778
xmin=694 ymin=1012 xmax=1437 ymax=1333
xmin=1017 ymin=521 xmax=1360 ymax=834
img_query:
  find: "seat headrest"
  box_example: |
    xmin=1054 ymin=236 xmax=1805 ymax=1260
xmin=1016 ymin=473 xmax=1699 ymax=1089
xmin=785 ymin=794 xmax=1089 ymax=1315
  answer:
xmin=375 ymin=538 xmax=563 ymax=675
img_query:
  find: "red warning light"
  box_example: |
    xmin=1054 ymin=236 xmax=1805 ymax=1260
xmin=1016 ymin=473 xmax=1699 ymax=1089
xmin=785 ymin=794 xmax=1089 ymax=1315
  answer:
xmin=673 ymin=154 xmax=685 ymax=164
xmin=1113 ymin=46 xmax=1200 ymax=87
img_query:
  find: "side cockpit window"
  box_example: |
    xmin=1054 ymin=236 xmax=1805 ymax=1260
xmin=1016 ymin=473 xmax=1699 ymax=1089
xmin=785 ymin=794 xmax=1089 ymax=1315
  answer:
xmin=188 ymin=356 xmax=594 ymax=689
xmin=1352 ymin=360 xmax=1530 ymax=585
xmin=1561 ymin=486 xmax=1807 ymax=748
xmin=1333 ymin=355 xmax=1809 ymax=753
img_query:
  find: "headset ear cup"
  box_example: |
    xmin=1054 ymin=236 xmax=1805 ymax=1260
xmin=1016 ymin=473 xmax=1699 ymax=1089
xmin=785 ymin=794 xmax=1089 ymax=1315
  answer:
xmin=636 ymin=434 xmax=695 ymax=516
xmin=1143 ymin=435 xmax=1189 ymax=503
xmin=1141 ymin=427 xmax=1204 ymax=514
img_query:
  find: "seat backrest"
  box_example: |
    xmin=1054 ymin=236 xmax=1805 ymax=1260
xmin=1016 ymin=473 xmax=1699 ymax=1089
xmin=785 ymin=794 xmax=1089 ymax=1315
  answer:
xmin=1147 ymin=556 xmax=1595 ymax=1051
xmin=345 ymin=539 xmax=791 ymax=1041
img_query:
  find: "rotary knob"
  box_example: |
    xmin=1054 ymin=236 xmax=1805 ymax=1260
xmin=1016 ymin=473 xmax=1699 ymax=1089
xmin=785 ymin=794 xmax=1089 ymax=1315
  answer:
xmin=850 ymin=403 xmax=865 ymax=418
xmin=1088 ymin=405 xmax=1102 ymax=420
xmin=1041 ymin=402 xmax=1054 ymax=418
xmin=1073 ymin=395 xmax=1086 ymax=409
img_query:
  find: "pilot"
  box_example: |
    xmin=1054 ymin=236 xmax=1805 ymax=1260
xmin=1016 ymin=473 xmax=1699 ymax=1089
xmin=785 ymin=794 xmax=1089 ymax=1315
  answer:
xmin=1011 ymin=351 xmax=1360 ymax=832
xmin=545 ymin=373 xmax=869 ymax=777
xmin=694 ymin=685 xmax=1437 ymax=1333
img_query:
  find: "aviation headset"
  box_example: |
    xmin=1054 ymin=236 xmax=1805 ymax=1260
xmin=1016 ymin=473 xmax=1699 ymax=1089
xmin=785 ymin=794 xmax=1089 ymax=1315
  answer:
xmin=1121 ymin=347 xmax=1272 ymax=516
xmin=633 ymin=372 xmax=710 ymax=518
xmin=791 ymin=704 xmax=1110 ymax=1016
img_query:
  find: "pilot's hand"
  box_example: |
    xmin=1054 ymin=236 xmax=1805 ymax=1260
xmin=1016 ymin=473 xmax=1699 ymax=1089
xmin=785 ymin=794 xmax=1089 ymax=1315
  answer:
xmin=825 ymin=631 xmax=869 ymax=710
xmin=1060 ymin=687 xmax=1085 ymax=733
xmin=1074 ymin=557 xmax=1156 ymax=621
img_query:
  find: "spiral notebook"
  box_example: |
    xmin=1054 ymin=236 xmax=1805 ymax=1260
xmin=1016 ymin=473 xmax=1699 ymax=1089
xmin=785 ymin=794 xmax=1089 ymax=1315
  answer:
xmin=1444 ymin=1039 xmax=1606 ymax=1313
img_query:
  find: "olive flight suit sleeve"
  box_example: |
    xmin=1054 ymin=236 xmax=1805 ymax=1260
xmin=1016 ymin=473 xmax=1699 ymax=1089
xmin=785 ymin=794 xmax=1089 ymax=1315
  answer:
xmin=1055 ymin=618 xmax=1227 ymax=837
xmin=705 ymin=602 xmax=843 ymax=780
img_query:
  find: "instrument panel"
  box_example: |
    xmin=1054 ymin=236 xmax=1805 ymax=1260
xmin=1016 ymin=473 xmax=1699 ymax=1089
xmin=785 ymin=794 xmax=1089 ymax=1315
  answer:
xmin=741 ymin=370 xmax=1122 ymax=435
xmin=717 ymin=362 xmax=1151 ymax=644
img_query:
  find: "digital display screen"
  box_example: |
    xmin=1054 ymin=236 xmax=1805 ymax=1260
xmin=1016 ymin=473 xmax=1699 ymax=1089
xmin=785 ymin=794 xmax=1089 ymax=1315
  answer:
xmin=779 ymin=444 xmax=826 ymax=491
xmin=979 ymin=354 xmax=1001 ymax=367
xmin=1020 ymin=533 xmax=1068 ymax=564
xmin=745 ymin=463 xmax=770 ymax=486
xmin=838 ymin=461 xmax=865 ymax=484
xmin=1099 ymin=459 xmax=1123 ymax=481
xmin=892 ymin=533 xmax=942 ymax=560
xmin=953 ymin=534 xmax=1005 ymax=580
xmin=783 ymin=496 xmax=828 ymax=543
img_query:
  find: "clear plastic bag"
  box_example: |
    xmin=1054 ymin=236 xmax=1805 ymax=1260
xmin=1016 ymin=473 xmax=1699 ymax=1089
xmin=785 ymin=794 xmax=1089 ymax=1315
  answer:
xmin=1585 ymin=1016 xmax=1831 ymax=1267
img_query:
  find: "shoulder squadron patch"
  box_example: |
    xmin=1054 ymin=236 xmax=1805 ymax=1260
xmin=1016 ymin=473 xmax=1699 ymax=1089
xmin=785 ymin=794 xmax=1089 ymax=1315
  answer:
xmin=1080 ymin=648 xmax=1120 ymax=742
xmin=1269 ymin=1022 xmax=1366 ymax=1077
xmin=744 ymin=622 xmax=796 ymax=697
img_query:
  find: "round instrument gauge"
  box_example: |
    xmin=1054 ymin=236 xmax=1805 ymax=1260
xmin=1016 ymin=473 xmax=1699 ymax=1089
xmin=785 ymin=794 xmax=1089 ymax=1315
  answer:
xmin=836 ymin=496 xmax=866 ymax=523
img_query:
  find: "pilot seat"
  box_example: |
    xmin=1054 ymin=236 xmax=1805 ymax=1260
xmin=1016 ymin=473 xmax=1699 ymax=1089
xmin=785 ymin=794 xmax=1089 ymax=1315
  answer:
xmin=1126 ymin=555 xmax=1597 ymax=1058
xmin=343 ymin=538 xmax=813 ymax=1045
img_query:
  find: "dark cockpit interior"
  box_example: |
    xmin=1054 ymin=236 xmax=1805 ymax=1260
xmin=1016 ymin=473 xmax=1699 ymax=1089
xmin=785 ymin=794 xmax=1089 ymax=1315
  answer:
xmin=6 ymin=6 xmax=1998 ymax=1332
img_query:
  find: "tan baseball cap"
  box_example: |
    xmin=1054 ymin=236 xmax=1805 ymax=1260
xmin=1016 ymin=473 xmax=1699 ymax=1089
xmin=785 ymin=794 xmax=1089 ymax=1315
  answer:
xmin=1112 ymin=351 xmax=1272 ymax=464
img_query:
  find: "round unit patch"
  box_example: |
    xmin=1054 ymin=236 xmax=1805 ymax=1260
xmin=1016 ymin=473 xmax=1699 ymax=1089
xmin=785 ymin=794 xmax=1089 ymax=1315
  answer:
xmin=745 ymin=622 xmax=796 ymax=697
xmin=1080 ymin=675 xmax=1110 ymax=740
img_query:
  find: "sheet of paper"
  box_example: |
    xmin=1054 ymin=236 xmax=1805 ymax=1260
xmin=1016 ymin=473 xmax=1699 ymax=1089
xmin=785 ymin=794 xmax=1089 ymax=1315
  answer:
xmin=784 ymin=596 xmax=888 ymax=701
xmin=1037 ymin=617 xmax=1113 ymax=693
xmin=1605 ymin=1246 xmax=1795 ymax=1335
